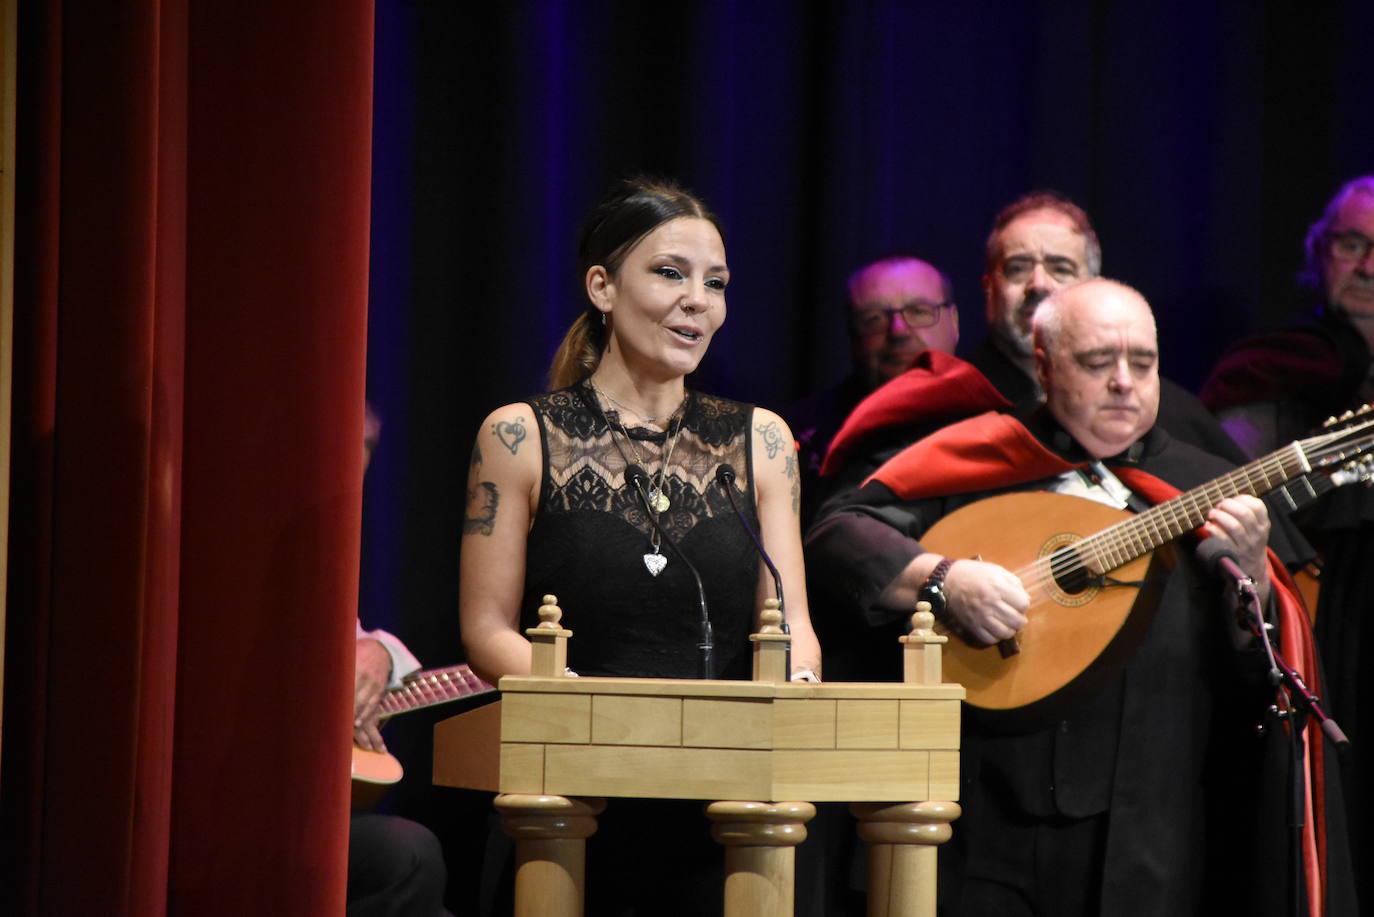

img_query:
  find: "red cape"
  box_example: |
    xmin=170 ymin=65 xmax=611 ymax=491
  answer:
xmin=820 ymin=350 xmax=1011 ymax=477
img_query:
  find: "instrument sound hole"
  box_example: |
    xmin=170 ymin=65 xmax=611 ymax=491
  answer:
xmin=1049 ymin=546 xmax=1095 ymax=595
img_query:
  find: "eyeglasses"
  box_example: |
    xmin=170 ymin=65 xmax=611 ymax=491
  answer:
xmin=998 ymin=255 xmax=1083 ymax=285
xmin=852 ymin=301 xmax=951 ymax=334
xmin=1327 ymin=231 xmax=1374 ymax=263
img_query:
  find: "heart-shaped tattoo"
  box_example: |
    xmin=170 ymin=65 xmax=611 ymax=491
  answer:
xmin=493 ymin=418 xmax=527 ymax=455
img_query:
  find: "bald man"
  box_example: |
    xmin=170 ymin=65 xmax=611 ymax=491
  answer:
xmin=809 ymin=279 xmax=1334 ymax=915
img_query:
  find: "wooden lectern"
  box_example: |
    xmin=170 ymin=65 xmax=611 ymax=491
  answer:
xmin=434 ymin=597 xmax=963 ymax=917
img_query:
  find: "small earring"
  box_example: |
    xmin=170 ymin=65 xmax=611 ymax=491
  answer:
xmin=601 ymin=312 xmax=607 ymax=326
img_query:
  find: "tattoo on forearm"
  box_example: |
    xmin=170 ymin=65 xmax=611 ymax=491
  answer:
xmin=470 ymin=442 xmax=482 ymax=469
xmin=493 ymin=417 xmax=527 ymax=455
xmin=756 ymin=421 xmax=784 ymax=460
xmin=785 ymin=454 xmax=799 ymax=515
xmin=464 ymin=481 xmax=499 ymax=535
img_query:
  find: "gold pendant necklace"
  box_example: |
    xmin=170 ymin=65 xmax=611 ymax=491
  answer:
xmin=592 ymin=382 xmax=684 ymax=512
xmin=589 ymin=382 xmax=687 ymax=573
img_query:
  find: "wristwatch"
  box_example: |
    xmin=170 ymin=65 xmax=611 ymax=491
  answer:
xmin=917 ymin=556 xmax=955 ymax=617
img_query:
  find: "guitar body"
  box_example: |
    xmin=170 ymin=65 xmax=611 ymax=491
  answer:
xmin=922 ymin=491 xmax=1157 ymax=712
xmin=352 ymin=747 xmax=404 ymax=786
xmin=351 ymin=747 xmax=404 ymax=810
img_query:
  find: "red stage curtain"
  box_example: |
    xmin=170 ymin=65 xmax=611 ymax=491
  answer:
xmin=4 ymin=2 xmax=375 ymax=914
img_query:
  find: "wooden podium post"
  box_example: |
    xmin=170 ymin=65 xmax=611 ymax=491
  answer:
xmin=493 ymin=794 xmax=605 ymax=917
xmin=433 ymin=598 xmax=963 ymax=917
xmin=708 ymin=800 xmax=815 ymax=917
xmin=852 ymin=605 xmax=962 ymax=917
xmin=852 ymin=799 xmax=960 ymax=917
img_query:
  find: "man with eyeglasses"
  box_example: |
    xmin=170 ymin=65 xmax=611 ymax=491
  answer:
xmin=814 ymin=193 xmax=1246 ymax=512
xmin=1203 ymin=176 xmax=1374 ymax=453
xmin=808 ymin=196 xmax=1259 ymax=674
xmin=1201 ymin=175 xmax=1374 ymax=907
xmin=785 ymin=255 xmax=959 ymax=525
xmin=848 ymin=257 xmax=960 ymax=386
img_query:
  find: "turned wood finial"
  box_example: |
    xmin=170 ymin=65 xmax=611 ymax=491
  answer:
xmin=750 ymin=598 xmax=791 ymax=683
xmin=910 ymin=605 xmax=938 ymax=638
xmin=527 ymin=594 xmax=573 ymax=677
xmin=758 ymin=598 xmax=785 ymax=634
xmin=536 ymin=594 xmax=563 ymax=629
xmin=902 ymin=600 xmax=947 ymax=685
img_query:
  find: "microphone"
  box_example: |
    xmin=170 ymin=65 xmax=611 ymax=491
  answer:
xmin=714 ymin=464 xmax=784 ymax=611
xmin=625 ymin=464 xmax=715 ymax=679
xmin=715 ymin=463 xmax=792 ymax=676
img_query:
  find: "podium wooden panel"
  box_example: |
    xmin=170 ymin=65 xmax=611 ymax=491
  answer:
xmin=434 ymin=598 xmax=963 ymax=917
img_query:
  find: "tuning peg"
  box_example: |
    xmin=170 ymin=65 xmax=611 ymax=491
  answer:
xmin=1340 ymin=410 xmax=1356 ymax=421
xmin=1324 ymin=416 xmax=1339 ymax=427
xmin=1359 ymin=404 xmax=1373 ymax=415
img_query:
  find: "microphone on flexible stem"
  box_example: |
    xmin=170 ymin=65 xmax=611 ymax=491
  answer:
xmin=714 ymin=464 xmax=784 ymax=612
xmin=625 ymin=464 xmax=715 ymax=679
xmin=1196 ymin=538 xmax=1350 ymax=748
xmin=715 ymin=463 xmax=792 ymax=674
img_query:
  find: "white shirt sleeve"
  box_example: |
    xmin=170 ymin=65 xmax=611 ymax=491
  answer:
xmin=355 ymin=618 xmax=424 ymax=688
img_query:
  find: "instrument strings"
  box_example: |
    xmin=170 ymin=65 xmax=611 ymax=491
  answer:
xmin=378 ymin=664 xmax=489 ymax=715
xmin=993 ymin=423 xmax=1374 ymax=610
xmin=1008 ymin=444 xmax=1304 ymax=601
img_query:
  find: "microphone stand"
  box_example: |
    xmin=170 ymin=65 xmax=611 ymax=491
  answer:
xmin=716 ymin=464 xmax=790 ymax=674
xmin=1227 ymin=562 xmax=1348 ymax=748
xmin=1199 ymin=541 xmax=1347 ymax=747
xmin=1214 ymin=549 xmax=1348 ymax=917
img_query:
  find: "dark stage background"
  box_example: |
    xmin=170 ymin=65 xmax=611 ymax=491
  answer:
xmin=19 ymin=4 xmax=1371 ymax=915
xmin=359 ymin=7 xmax=1374 ymax=908
xmin=361 ymin=0 xmax=1374 ymax=682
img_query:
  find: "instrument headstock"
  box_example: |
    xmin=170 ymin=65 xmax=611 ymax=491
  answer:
xmin=1302 ymin=403 xmax=1374 ymax=472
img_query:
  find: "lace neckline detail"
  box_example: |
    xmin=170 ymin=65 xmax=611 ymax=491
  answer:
xmin=578 ymin=380 xmax=692 ymax=444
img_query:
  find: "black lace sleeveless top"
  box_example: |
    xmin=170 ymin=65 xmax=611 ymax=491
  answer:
xmin=520 ymin=382 xmax=760 ymax=679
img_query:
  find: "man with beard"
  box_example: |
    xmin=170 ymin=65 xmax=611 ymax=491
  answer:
xmin=1202 ymin=174 xmax=1374 ymax=909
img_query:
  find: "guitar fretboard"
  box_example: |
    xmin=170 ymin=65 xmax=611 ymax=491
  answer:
xmin=1078 ymin=442 xmax=1310 ymax=572
xmin=378 ymin=664 xmax=494 ymax=717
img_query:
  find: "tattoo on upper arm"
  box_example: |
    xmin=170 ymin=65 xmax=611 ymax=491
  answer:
xmin=463 ymin=442 xmax=500 ymax=535
xmin=464 ymin=481 xmax=500 ymax=536
xmin=785 ymin=454 xmax=799 ymax=515
xmin=492 ymin=416 xmax=528 ymax=455
xmin=756 ymin=421 xmax=784 ymax=460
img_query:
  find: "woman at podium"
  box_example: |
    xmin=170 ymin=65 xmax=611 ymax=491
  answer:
xmin=458 ymin=177 xmax=823 ymax=916
xmin=459 ymin=176 xmax=820 ymax=686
